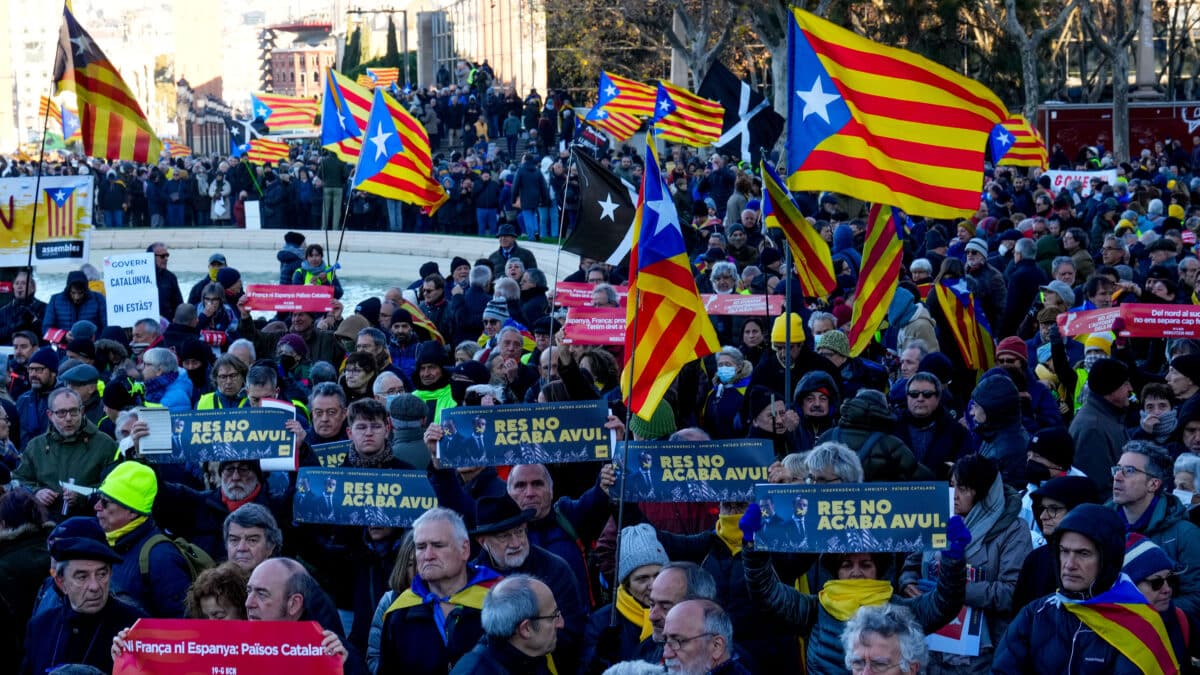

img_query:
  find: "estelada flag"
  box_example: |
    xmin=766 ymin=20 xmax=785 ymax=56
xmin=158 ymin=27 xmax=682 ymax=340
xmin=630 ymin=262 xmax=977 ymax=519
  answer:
xmin=847 ymin=204 xmax=902 ymax=356
xmin=43 ymin=186 xmax=78 ymax=238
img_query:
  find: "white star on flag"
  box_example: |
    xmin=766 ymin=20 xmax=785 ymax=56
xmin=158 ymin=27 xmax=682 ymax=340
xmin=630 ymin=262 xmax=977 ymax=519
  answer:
xmin=597 ymin=193 xmax=618 ymax=221
xmin=369 ymin=123 xmax=393 ymax=160
xmin=658 ymin=98 xmax=672 ymax=113
xmin=994 ymin=130 xmax=1013 ymax=147
xmin=53 ymin=189 xmax=68 ymax=204
xmin=796 ymin=78 xmax=841 ymax=125
xmin=645 ymin=195 xmax=679 ymax=235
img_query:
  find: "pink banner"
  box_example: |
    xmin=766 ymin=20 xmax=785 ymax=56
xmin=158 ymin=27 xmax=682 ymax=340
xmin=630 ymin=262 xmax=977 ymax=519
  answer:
xmin=701 ymin=293 xmax=785 ymax=316
xmin=243 ymin=285 xmax=334 ymax=313
xmin=113 ymin=619 xmax=341 ymax=675
xmin=562 ymin=307 xmax=626 ymax=345
xmin=1057 ymin=304 xmax=1200 ymax=338
xmin=553 ymin=282 xmax=629 ymax=308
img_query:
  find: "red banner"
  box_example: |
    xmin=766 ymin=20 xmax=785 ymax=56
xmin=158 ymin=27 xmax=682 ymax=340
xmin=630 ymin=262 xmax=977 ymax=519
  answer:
xmin=244 ymin=285 xmax=334 ymax=313
xmin=113 ymin=619 xmax=342 ymax=675
xmin=562 ymin=306 xmax=626 ymax=344
xmin=553 ymin=282 xmax=629 ymax=308
xmin=1057 ymin=304 xmax=1200 ymax=338
xmin=701 ymin=293 xmax=785 ymax=316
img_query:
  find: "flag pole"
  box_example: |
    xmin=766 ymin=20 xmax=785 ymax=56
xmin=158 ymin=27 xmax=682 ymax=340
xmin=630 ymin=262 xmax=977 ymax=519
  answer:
xmin=25 ymin=91 xmax=57 ymax=270
xmin=547 ymin=149 xmax=579 ymax=315
xmin=610 ymin=282 xmax=640 ymax=629
xmin=332 ymin=188 xmax=354 ymax=268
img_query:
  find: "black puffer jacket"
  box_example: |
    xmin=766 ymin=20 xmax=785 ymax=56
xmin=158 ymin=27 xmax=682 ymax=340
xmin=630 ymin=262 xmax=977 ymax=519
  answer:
xmin=817 ymin=391 xmax=928 ymax=481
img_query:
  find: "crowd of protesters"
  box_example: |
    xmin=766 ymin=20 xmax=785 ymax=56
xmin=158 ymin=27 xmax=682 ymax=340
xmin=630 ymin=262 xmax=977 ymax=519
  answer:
xmin=4 ymin=62 xmax=1200 ymax=671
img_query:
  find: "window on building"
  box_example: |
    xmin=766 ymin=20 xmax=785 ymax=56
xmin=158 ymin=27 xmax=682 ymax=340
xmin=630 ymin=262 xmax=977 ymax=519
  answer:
xmin=313 ymin=71 xmax=320 ymax=84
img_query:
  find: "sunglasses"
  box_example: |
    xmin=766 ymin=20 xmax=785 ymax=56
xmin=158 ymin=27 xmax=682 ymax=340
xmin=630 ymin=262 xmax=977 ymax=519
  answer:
xmin=1143 ymin=573 xmax=1177 ymax=592
xmin=907 ymin=390 xmax=938 ymax=399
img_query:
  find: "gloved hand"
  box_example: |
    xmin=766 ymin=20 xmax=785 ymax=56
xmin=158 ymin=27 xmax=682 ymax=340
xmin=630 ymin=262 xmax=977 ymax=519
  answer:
xmin=1048 ymin=322 xmax=1062 ymax=343
xmin=943 ymin=515 xmax=971 ymax=560
xmin=739 ymin=503 xmax=763 ymax=544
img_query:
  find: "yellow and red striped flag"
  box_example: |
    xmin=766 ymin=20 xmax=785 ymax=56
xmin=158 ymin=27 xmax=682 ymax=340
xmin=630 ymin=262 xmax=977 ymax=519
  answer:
xmin=246 ymin=138 xmax=289 ymax=165
xmin=52 ymin=5 xmax=161 ymax=162
xmin=993 ymin=114 xmax=1048 ymax=169
xmin=366 ymin=67 xmax=400 ymax=89
xmin=164 ymin=140 xmax=192 ymax=157
xmin=581 ymin=106 xmax=640 ymax=141
xmin=761 ymin=159 xmax=836 ymax=298
xmin=43 ymin=185 xmax=79 ymax=238
xmin=356 ymin=74 xmax=375 ymax=90
xmin=932 ymin=276 xmax=995 ymax=371
xmin=620 ymin=140 xmax=719 ymax=420
xmin=1059 ymin=569 xmax=1180 ymax=675
xmin=394 ymin=297 xmax=445 ymax=345
xmin=321 ymin=68 xmax=447 ymax=212
xmin=596 ymin=71 xmax=657 ymax=119
xmin=650 ymin=81 xmax=723 ymax=147
xmin=251 ymin=92 xmax=318 ymax=131
xmin=786 ymin=9 xmax=1006 ymax=218
xmin=39 ymin=96 xmax=63 ymax=128
xmin=847 ymin=204 xmax=903 ymax=356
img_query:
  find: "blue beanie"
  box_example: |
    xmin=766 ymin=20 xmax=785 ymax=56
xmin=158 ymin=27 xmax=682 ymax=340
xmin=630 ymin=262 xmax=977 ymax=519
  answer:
xmin=30 ymin=346 xmax=59 ymax=371
xmin=1123 ymin=533 xmax=1176 ymax=583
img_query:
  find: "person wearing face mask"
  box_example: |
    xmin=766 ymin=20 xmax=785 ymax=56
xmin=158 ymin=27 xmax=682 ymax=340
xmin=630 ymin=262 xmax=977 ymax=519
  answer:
xmin=700 ymin=347 xmax=752 ymax=440
xmin=1012 ymin=475 xmax=1101 ymax=613
xmin=968 ymin=372 xmax=1030 ymax=489
xmin=1133 ymin=383 xmax=1181 ymax=451
xmin=1019 ymin=427 xmax=1090 ymax=541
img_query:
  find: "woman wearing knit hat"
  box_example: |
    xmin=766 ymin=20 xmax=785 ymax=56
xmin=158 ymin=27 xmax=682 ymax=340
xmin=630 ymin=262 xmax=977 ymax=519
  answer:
xmin=1122 ymin=533 xmax=1191 ymax=669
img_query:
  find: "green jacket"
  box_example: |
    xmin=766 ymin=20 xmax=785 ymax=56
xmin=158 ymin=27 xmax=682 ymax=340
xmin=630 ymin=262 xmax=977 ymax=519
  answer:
xmin=14 ymin=420 xmax=118 ymax=492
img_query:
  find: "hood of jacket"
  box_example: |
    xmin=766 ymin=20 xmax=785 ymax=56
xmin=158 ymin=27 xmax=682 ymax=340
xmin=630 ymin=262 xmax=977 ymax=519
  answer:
xmin=1053 ymin=503 xmax=1127 ymax=596
xmin=838 ymin=393 xmax=895 ymax=431
xmin=832 ymin=223 xmax=856 ymax=254
xmin=795 ymin=370 xmax=840 ymax=412
xmin=887 ymin=287 xmax=918 ymax=328
xmin=973 ymin=370 xmax=1022 ymax=429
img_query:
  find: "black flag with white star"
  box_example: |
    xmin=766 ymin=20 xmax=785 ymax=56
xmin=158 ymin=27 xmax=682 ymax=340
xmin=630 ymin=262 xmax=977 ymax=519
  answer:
xmin=563 ymin=150 xmax=637 ymax=264
xmin=698 ymin=61 xmax=784 ymax=166
xmin=225 ymin=117 xmax=252 ymax=157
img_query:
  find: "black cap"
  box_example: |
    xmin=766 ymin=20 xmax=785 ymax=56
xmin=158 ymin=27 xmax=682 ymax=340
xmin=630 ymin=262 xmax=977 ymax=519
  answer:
xmin=472 ymin=495 xmax=535 ymax=536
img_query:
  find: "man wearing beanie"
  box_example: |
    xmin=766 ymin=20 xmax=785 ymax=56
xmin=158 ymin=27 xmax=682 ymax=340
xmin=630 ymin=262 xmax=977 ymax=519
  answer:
xmin=1167 ymin=354 xmax=1200 ymax=404
xmin=14 ymin=387 xmax=117 ymax=518
xmin=411 ymin=340 xmax=457 ymax=421
xmin=815 ymin=329 xmax=887 ymax=400
xmin=94 ymin=461 xmax=194 ymax=618
xmin=1069 ymin=358 xmax=1134 ymax=494
xmin=14 ymin=345 xmax=60 ymax=446
xmin=581 ymin=523 xmax=670 ymax=673
xmin=237 ymin=292 xmax=345 ymax=367
xmin=964 ymin=237 xmax=1007 ymax=329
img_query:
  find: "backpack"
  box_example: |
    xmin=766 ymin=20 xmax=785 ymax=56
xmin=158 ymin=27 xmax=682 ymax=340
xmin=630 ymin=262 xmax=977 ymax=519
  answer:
xmin=139 ymin=533 xmax=216 ymax=581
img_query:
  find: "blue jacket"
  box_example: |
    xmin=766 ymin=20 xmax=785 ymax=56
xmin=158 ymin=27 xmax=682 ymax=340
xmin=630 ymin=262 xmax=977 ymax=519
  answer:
xmin=108 ymin=518 xmax=191 ymax=618
xmin=993 ymin=595 xmax=1142 ymax=674
xmin=42 ymin=290 xmax=107 ymax=333
xmin=14 ymin=388 xmax=50 ymax=449
xmin=21 ymin=596 xmax=145 ymax=675
xmin=144 ymin=368 xmax=194 ymax=413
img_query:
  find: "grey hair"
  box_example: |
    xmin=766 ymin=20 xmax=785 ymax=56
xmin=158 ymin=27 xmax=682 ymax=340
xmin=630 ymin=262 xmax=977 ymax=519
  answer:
xmin=497 ymin=325 xmax=524 ymax=343
xmin=412 ymin=507 xmax=469 ymax=545
xmin=134 ymin=317 xmax=161 ymax=336
xmin=373 ymin=371 xmax=404 ymax=395
xmin=601 ymin=662 xmax=667 ymax=675
xmin=48 ymin=387 xmax=83 ymax=411
xmin=1051 ymin=256 xmax=1075 ymax=274
xmin=55 ymin=559 xmax=110 ymax=578
xmin=505 ymin=258 xmax=526 ymax=274
xmin=142 ymin=347 xmax=178 ymax=372
xmin=114 ymin=409 xmax=140 ymax=438
xmin=470 ymin=265 xmax=493 ymax=289
xmin=1123 ymin=440 xmax=1173 ymax=488
xmin=525 ymin=268 xmax=547 ymax=288
xmin=841 ymin=603 xmax=928 ymax=672
xmin=709 ymin=261 xmax=737 ymax=280
xmin=1174 ymin=453 xmax=1200 ymax=481
xmin=358 ymin=327 xmax=387 ymax=347
xmin=668 ymin=427 xmax=711 ymax=442
xmin=1014 ymin=238 xmax=1036 ymax=258
xmin=593 ymin=283 xmax=619 ymax=305
xmin=494 ymin=277 xmax=520 ymax=301
xmin=223 ymin=503 xmax=283 ymax=555
xmin=481 ymin=574 xmax=542 ymax=639
xmin=308 ymin=381 xmax=347 ymax=409
xmin=696 ymin=599 xmax=733 ymax=648
xmin=781 ymin=452 xmax=806 ymax=480
xmin=808 ymin=311 xmax=836 ymax=331
xmin=909 ymin=258 xmax=933 ymax=275
xmin=246 ymin=365 xmax=278 ymax=389
xmin=804 ymin=441 xmax=864 ymax=483
xmin=901 ymin=340 xmax=930 ymax=360
xmin=660 ymin=561 xmax=717 ymax=601
xmin=717 ymin=345 xmax=744 ymax=367
xmin=455 ymin=340 xmax=482 ymax=359
xmin=229 ymin=338 xmax=257 ymax=362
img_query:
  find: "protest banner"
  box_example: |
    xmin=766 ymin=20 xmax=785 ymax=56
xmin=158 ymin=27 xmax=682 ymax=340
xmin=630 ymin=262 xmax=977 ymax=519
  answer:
xmin=0 ymin=175 xmax=93 ymax=266
xmin=112 ymin=618 xmax=341 ymax=675
xmin=751 ymin=482 xmax=949 ymax=553
xmin=923 ymin=562 xmax=986 ymax=656
xmin=701 ymin=293 xmax=785 ymax=316
xmin=553 ymin=281 xmax=629 ymax=308
xmin=293 ymin=468 xmax=438 ymax=527
xmin=243 ymin=284 xmax=334 ymax=313
xmin=1058 ymin=304 xmax=1200 ymax=338
xmin=139 ymin=408 xmax=296 ymax=465
xmin=311 ymin=440 xmax=352 ymax=468
xmin=562 ymin=306 xmax=625 ymax=345
xmin=1042 ymin=169 xmax=1117 ymax=196
xmin=437 ymin=400 xmax=613 ymax=467
xmin=104 ymin=252 xmax=159 ymax=327
xmin=618 ymin=439 xmax=773 ymax=502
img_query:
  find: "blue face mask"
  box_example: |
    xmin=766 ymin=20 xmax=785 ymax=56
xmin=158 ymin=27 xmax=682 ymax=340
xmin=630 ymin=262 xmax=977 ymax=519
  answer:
xmin=717 ymin=365 xmax=736 ymax=383
xmin=385 ymin=393 xmax=399 ymax=409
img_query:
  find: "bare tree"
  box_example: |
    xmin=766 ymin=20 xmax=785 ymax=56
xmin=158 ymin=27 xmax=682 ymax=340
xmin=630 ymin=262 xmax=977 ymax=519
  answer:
xmin=1154 ymin=0 xmax=1200 ymax=99
xmin=622 ymin=0 xmax=739 ymax=88
xmin=1079 ymin=0 xmax=1144 ymax=161
xmin=968 ymin=0 xmax=1078 ymax=118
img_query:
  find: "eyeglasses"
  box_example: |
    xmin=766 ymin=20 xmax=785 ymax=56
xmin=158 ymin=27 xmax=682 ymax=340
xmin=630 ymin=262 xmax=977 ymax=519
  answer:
xmin=343 ymin=367 xmax=365 ymax=375
xmin=849 ymin=658 xmax=902 ymax=674
xmin=1143 ymin=572 xmax=1177 ymax=592
xmin=50 ymin=407 xmax=82 ymax=419
xmin=155 ymin=253 xmax=170 ymax=259
xmin=96 ymin=496 xmax=113 ymax=509
xmin=663 ymin=633 xmax=715 ymax=651
xmin=806 ymin=474 xmax=841 ymax=484
xmin=215 ymin=372 xmax=242 ymax=381
xmin=907 ymin=390 xmax=938 ymax=399
xmin=221 ymin=464 xmax=255 ymax=476
xmin=1111 ymin=465 xmax=1158 ymax=479
xmin=531 ymin=608 xmax=562 ymax=623
xmin=1039 ymin=504 xmax=1067 ymax=518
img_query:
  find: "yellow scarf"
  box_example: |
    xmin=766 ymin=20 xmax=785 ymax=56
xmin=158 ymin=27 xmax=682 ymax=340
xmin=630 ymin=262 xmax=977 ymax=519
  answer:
xmin=817 ymin=579 xmax=893 ymax=621
xmin=105 ymin=515 xmax=147 ymax=546
xmin=715 ymin=514 xmax=744 ymax=556
xmin=615 ymin=586 xmax=654 ymax=642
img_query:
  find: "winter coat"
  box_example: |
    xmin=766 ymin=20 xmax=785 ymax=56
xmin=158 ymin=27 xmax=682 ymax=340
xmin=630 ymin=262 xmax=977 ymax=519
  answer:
xmin=42 ymin=288 xmax=107 ymax=333
xmin=449 ymin=636 xmax=552 ymax=675
xmin=487 ymin=244 xmax=539 ymax=279
xmin=966 ymin=263 xmax=1007 ymax=331
xmin=154 ymin=482 xmax=291 ymax=561
xmin=794 ymin=370 xmax=840 ymax=450
xmin=896 ymin=303 xmax=939 ymax=353
xmin=0 ymin=522 xmax=53 ymax=663
xmin=743 ymin=546 xmax=966 ymax=675
xmin=1068 ymin=391 xmax=1131 ymax=495
xmin=208 ymin=176 xmax=232 ymax=221
xmin=1114 ymin=494 xmax=1200 ymax=617
xmin=511 ymin=158 xmax=549 ymax=210
xmin=0 ymin=297 xmax=47 ymax=344
xmin=13 ymin=420 xmax=117 ymax=492
xmin=277 ymin=243 xmax=305 ymax=285
xmin=20 ymin=596 xmax=146 ymax=675
xmin=900 ymin=478 xmax=1031 ymax=674
xmin=894 ymin=405 xmax=970 ymax=481
xmin=579 ymin=603 xmax=646 ymax=675
xmin=817 ymin=395 xmax=926 ymax=482
xmin=154 ymin=267 xmax=185 ymax=321
xmin=14 ymin=387 xmax=51 ymax=449
xmin=144 ymin=368 xmax=194 ymax=413
xmin=108 ymin=517 xmax=191 ymax=618
xmin=378 ymin=569 xmax=494 ymax=674
xmin=993 ymin=595 xmax=1143 ymax=674
xmin=238 ymin=321 xmax=346 ymax=371
xmin=999 ymin=257 xmax=1047 ymax=338
xmin=972 ymin=373 xmax=1031 ymax=488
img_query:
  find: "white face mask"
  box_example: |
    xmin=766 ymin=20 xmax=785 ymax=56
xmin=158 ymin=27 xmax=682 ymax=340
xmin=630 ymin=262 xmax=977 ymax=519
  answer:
xmin=999 ymin=243 xmax=1011 ymax=256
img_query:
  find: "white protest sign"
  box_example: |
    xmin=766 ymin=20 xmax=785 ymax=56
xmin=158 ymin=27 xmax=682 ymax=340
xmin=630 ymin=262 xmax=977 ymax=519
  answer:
xmin=103 ymin=252 xmax=159 ymax=327
xmin=1042 ymin=169 xmax=1118 ymax=196
xmin=244 ymin=201 xmax=262 ymax=230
